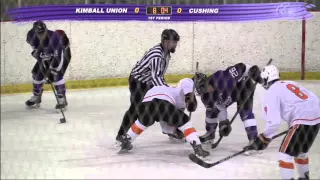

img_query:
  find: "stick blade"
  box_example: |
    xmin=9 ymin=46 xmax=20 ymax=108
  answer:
xmin=188 ymin=154 xmax=213 ymax=168
xmin=60 ymin=118 xmax=66 ymax=123
xmin=211 ymin=142 xmax=218 ymax=149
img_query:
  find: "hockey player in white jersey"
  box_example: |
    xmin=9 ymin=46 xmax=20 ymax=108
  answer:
xmin=245 ymin=65 xmax=320 ymax=180
xmin=117 ymin=78 xmax=210 ymax=159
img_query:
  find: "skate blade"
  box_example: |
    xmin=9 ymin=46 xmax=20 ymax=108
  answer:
xmin=200 ymin=139 xmax=214 ymax=145
xmin=117 ymin=145 xmax=133 ymax=154
xmin=26 ymin=104 xmax=41 ymax=109
xmin=55 ymin=106 xmax=67 ymax=113
xmin=115 ymin=140 xmax=133 ymax=154
xmin=117 ymin=148 xmax=130 ymax=154
xmin=168 ymin=136 xmax=186 ymax=143
xmin=244 ymin=150 xmax=262 ymax=156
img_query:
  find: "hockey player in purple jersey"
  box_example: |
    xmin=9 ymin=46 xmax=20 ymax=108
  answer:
xmin=25 ymin=21 xmax=71 ymax=110
xmin=193 ymin=63 xmax=262 ymax=155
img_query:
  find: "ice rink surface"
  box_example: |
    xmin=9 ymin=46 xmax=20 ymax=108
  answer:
xmin=1 ymin=81 xmax=320 ymax=179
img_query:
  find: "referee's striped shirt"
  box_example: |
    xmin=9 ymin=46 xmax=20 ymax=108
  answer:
xmin=131 ymin=44 xmax=170 ymax=86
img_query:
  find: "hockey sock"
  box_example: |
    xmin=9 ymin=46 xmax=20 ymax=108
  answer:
xmin=178 ymin=121 xmax=201 ymax=145
xmin=245 ymin=126 xmax=258 ymax=141
xmin=127 ymin=120 xmax=147 ymax=142
xmin=242 ymin=118 xmax=258 ymax=140
xmin=294 ymin=153 xmax=309 ymax=178
xmin=205 ymin=117 xmax=218 ymax=132
xmin=278 ymin=152 xmax=295 ymax=179
xmin=53 ymin=79 xmax=66 ymax=97
xmin=33 ymin=80 xmax=43 ymax=96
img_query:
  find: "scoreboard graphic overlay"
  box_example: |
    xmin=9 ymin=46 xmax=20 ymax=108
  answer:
xmin=6 ymin=3 xmax=315 ymax=22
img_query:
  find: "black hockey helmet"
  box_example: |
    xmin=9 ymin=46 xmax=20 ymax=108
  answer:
xmin=161 ymin=29 xmax=180 ymax=42
xmin=192 ymin=72 xmax=208 ymax=96
xmin=33 ymin=20 xmax=47 ymax=34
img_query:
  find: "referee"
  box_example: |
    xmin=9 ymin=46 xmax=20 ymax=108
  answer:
xmin=116 ymin=29 xmax=180 ymax=142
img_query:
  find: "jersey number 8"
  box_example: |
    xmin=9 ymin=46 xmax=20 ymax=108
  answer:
xmin=286 ymin=84 xmax=308 ymax=100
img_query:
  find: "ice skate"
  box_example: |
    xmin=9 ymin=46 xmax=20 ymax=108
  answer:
xmin=55 ymin=95 xmax=68 ymax=110
xmin=25 ymin=95 xmax=42 ymax=108
xmin=115 ymin=135 xmax=121 ymax=142
xmin=244 ymin=140 xmax=262 ymax=156
xmin=200 ymin=122 xmax=218 ymax=144
xmin=117 ymin=134 xmax=133 ymax=154
xmin=190 ymin=141 xmax=210 ymax=160
xmin=298 ymin=172 xmax=309 ymax=180
xmin=166 ymin=128 xmax=185 ymax=143
xmin=199 ymin=131 xmax=215 ymax=144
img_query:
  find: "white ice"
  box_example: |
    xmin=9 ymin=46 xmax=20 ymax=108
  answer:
xmin=1 ymin=81 xmax=320 ymax=179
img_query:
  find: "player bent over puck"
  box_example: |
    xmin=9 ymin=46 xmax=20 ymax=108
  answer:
xmin=25 ymin=21 xmax=71 ymax=110
xmin=193 ymin=63 xmax=263 ymax=155
xmin=117 ymin=78 xmax=211 ymax=159
xmin=244 ymin=65 xmax=320 ymax=180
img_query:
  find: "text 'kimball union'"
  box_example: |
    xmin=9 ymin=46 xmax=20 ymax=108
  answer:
xmin=75 ymin=8 xmax=128 ymax=14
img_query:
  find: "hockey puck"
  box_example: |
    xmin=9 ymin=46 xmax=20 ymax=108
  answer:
xmin=60 ymin=118 xmax=66 ymax=123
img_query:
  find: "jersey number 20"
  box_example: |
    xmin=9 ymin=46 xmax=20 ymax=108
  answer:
xmin=286 ymin=84 xmax=308 ymax=100
xmin=229 ymin=67 xmax=239 ymax=78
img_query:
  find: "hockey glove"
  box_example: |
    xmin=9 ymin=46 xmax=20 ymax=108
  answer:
xmin=245 ymin=133 xmax=271 ymax=151
xmin=43 ymin=72 xmax=54 ymax=84
xmin=43 ymin=66 xmax=56 ymax=84
xmin=185 ymin=93 xmax=198 ymax=112
xmin=219 ymin=119 xmax=232 ymax=137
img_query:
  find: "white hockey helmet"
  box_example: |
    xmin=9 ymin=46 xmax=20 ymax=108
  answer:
xmin=177 ymin=78 xmax=194 ymax=95
xmin=260 ymin=65 xmax=280 ymax=89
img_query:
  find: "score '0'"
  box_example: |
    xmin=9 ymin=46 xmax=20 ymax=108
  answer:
xmin=177 ymin=8 xmax=182 ymax=13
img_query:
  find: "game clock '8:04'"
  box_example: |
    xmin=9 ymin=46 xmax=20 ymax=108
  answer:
xmin=146 ymin=6 xmax=172 ymax=15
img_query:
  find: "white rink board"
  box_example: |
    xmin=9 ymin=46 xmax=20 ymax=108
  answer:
xmin=1 ymin=12 xmax=320 ymax=85
xmin=1 ymin=81 xmax=320 ymax=179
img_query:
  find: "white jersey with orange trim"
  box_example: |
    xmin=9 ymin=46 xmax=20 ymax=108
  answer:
xmin=142 ymin=85 xmax=186 ymax=110
xmin=262 ymin=80 xmax=320 ymax=138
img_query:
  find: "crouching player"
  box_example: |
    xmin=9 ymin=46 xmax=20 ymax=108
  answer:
xmin=245 ymin=65 xmax=320 ymax=180
xmin=194 ymin=63 xmax=263 ymax=154
xmin=117 ymin=78 xmax=210 ymax=159
xmin=25 ymin=21 xmax=71 ymax=110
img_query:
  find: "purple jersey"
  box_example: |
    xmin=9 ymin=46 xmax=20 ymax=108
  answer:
xmin=26 ymin=29 xmax=67 ymax=70
xmin=207 ymin=63 xmax=251 ymax=106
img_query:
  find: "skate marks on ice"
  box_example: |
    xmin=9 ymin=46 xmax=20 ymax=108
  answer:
xmin=1 ymin=93 xmax=66 ymax=121
xmin=58 ymin=131 xmax=254 ymax=170
xmin=2 ymin=84 xmax=320 ymax=179
xmin=59 ymin=138 xmax=198 ymax=169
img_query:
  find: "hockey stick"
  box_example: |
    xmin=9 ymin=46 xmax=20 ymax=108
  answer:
xmin=50 ymin=83 xmax=67 ymax=123
xmin=211 ymin=58 xmax=273 ymax=149
xmin=189 ymin=129 xmax=289 ymax=168
xmin=42 ymin=65 xmax=67 ymax=123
